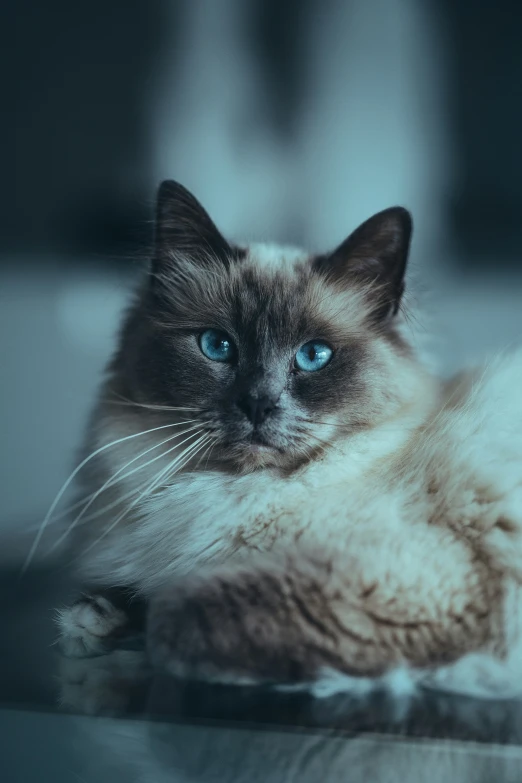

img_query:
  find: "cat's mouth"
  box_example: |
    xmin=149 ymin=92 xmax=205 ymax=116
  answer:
xmin=249 ymin=432 xmax=282 ymax=452
xmin=218 ymin=428 xmax=288 ymax=469
xmin=222 ymin=431 xmax=286 ymax=468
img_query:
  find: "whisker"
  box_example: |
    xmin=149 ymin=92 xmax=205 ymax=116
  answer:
xmin=29 ymin=420 xmax=202 ymax=529
xmin=106 ymin=391 xmax=201 ymax=413
xmin=161 ymin=434 xmax=214 ymax=485
xmin=205 ymin=441 xmax=218 ymax=470
xmin=122 ymin=436 xmax=217 ymax=573
xmin=296 ymin=416 xmax=391 ymax=433
xmin=47 ymin=424 xmax=204 ymax=553
xmin=45 ymin=429 xmax=217 ymax=534
xmin=195 ymin=438 xmax=217 ymax=470
xmin=79 ymin=434 xmax=212 ymax=558
xmin=78 ymin=436 xmax=209 ymax=559
xmin=68 ymin=434 xmax=210 ymax=528
xmin=54 ymin=489 xmax=139 ymax=529
xmin=20 ymin=420 xmax=198 ymax=576
xmin=53 ymin=452 xmax=182 ymax=529
xmin=296 ymin=417 xmax=338 ymax=427
xmin=106 ymin=398 xmax=201 ymax=413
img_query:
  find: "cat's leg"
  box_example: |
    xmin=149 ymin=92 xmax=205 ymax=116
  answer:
xmin=146 ymin=559 xmax=418 ymax=698
xmin=147 ymin=564 xmax=345 ymax=690
xmin=147 ymin=528 xmax=494 ymax=697
xmin=56 ymin=587 xmax=147 ymax=658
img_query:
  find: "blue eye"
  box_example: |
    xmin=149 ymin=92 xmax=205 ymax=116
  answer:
xmin=294 ymin=341 xmax=333 ymax=372
xmin=199 ymin=329 xmax=235 ymax=362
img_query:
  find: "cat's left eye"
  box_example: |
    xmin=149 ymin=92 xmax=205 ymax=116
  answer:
xmin=199 ymin=329 xmax=236 ymax=362
xmin=294 ymin=341 xmax=333 ymax=372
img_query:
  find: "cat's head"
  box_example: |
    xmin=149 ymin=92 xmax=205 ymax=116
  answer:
xmin=113 ymin=180 xmax=427 ymax=472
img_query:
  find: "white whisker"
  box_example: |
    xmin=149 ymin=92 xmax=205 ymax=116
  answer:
xmin=47 ymin=424 xmax=204 ymax=554
xmin=162 ymin=434 xmax=214 ymax=485
xmin=107 ymin=400 xmax=201 ymax=413
xmin=195 ymin=438 xmax=217 ymax=470
xmin=75 ymin=431 xmax=218 ymax=528
xmin=106 ymin=392 xmax=201 ymax=413
xmin=29 ymin=420 xmax=201 ymax=529
xmin=79 ymin=434 xmax=213 ymax=558
xmin=20 ymin=420 xmax=199 ymax=576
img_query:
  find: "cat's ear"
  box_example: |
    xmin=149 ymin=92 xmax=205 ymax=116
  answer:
xmin=153 ymin=180 xmax=233 ymax=271
xmin=314 ymin=207 xmax=412 ymax=318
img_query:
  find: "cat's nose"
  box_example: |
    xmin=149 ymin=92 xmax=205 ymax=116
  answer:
xmin=236 ymin=394 xmax=278 ymax=426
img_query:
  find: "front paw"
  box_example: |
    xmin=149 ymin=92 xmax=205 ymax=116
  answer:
xmin=56 ymin=595 xmax=129 ymax=657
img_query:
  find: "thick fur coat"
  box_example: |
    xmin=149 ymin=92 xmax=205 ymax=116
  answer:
xmin=48 ymin=181 xmax=522 ymax=700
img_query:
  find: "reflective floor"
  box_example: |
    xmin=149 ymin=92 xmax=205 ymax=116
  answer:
xmin=1 ymin=567 xmax=522 ymax=782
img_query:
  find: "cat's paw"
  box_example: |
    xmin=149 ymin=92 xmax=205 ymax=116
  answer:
xmin=58 ymin=650 xmax=150 ymax=715
xmin=419 ymin=652 xmax=522 ymax=700
xmin=56 ymin=595 xmax=129 ymax=658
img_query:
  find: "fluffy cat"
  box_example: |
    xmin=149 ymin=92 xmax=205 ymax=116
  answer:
xmin=48 ymin=180 xmax=522 ymax=700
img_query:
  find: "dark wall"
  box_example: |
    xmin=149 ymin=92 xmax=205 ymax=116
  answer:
xmin=440 ymin=0 xmax=522 ymax=266
xmin=2 ymin=0 xmax=174 ymax=254
xmin=3 ymin=0 xmax=522 ymax=266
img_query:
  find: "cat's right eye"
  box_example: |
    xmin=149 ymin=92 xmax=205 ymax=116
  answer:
xmin=199 ymin=329 xmax=236 ymax=363
xmin=294 ymin=340 xmax=333 ymax=372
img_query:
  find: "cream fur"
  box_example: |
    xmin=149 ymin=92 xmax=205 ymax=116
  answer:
xmin=56 ymin=239 xmax=522 ymax=700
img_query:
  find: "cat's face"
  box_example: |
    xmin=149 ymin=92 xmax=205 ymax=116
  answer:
xmin=115 ymin=181 xmax=418 ymax=472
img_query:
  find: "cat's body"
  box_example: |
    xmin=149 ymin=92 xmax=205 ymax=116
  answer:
xmin=53 ymin=181 xmax=522 ymax=700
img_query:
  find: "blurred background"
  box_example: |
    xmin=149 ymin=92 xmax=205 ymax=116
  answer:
xmin=1 ymin=0 xmax=522 ymax=542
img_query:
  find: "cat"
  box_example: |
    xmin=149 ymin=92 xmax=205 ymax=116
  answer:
xmin=48 ymin=179 xmax=522 ymax=700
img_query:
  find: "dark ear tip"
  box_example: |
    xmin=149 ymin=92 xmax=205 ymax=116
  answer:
xmin=157 ymin=179 xmax=183 ymax=204
xmin=378 ymin=206 xmax=413 ymax=232
xmin=389 ymin=209 xmax=413 ymax=246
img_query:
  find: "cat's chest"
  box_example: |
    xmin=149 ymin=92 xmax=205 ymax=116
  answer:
xmin=150 ymin=471 xmax=311 ymax=538
xmin=144 ymin=456 xmax=380 ymax=557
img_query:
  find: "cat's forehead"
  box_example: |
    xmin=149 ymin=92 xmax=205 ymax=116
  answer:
xmin=157 ymin=242 xmax=372 ymax=344
xmin=243 ymin=242 xmax=310 ymax=272
xmin=221 ymin=243 xmax=370 ymax=344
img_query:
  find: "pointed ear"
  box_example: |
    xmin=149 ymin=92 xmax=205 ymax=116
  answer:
xmin=314 ymin=207 xmax=412 ymax=318
xmin=153 ymin=180 xmax=233 ymax=271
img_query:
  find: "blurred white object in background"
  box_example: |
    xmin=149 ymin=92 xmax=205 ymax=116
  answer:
xmin=298 ymin=0 xmax=454 ymax=264
xmin=154 ymin=0 xmax=453 ymax=267
xmin=152 ymin=0 xmax=296 ymax=244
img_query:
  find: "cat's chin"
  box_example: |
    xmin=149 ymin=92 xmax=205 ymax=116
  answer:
xmin=239 ymin=444 xmax=284 ymax=470
xmin=248 ymin=442 xmax=279 ymax=457
xmin=222 ymin=441 xmax=291 ymax=472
